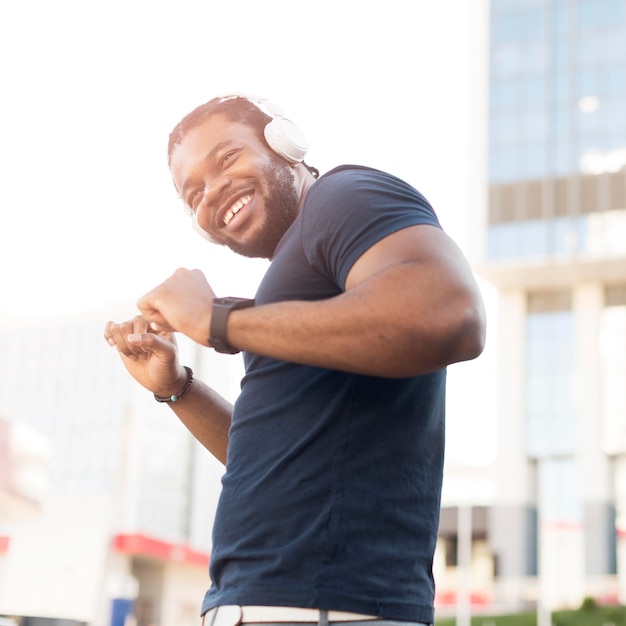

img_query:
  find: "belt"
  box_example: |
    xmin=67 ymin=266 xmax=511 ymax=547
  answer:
xmin=201 ymin=606 xmax=430 ymax=626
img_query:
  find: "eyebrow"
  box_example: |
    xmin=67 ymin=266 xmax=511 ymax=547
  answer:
xmin=180 ymin=140 xmax=236 ymax=198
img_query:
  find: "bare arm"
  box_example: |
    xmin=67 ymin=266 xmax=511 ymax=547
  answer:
xmin=162 ymin=377 xmax=232 ymax=464
xmin=226 ymin=224 xmax=485 ymax=377
xmin=104 ymin=316 xmax=231 ymax=464
xmin=138 ymin=224 xmax=486 ymax=378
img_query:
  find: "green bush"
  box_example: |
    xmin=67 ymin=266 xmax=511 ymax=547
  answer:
xmin=580 ymin=596 xmax=598 ymax=611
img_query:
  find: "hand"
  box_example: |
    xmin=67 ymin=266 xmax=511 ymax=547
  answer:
xmin=135 ymin=268 xmax=216 ymax=346
xmin=103 ymin=315 xmax=188 ymax=397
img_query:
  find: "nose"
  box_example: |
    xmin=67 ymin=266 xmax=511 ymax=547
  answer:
xmin=189 ymin=181 xmax=220 ymax=242
xmin=181 ymin=190 xmax=206 ymax=218
xmin=191 ymin=169 xmax=231 ymax=217
xmin=191 ymin=173 xmax=231 ymax=226
xmin=193 ymin=184 xmax=212 ymax=222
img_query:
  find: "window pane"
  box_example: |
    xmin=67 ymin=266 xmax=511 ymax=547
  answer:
xmin=525 ymin=308 xmax=576 ymax=457
xmin=538 ymin=458 xmax=582 ymax=524
xmin=607 ymin=65 xmax=626 ymax=94
xmin=579 ymin=0 xmax=624 ymax=30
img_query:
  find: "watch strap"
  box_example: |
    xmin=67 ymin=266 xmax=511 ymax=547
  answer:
xmin=209 ymin=297 xmax=255 ymax=354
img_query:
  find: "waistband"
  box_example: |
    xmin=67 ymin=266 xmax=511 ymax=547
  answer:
xmin=201 ymin=606 xmax=431 ymax=626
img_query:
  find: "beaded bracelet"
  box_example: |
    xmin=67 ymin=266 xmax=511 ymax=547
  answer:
xmin=154 ymin=366 xmax=194 ymax=403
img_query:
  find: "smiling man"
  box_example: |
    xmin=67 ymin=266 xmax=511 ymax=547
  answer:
xmin=169 ymin=100 xmax=308 ymax=259
xmin=104 ymin=94 xmax=486 ymax=626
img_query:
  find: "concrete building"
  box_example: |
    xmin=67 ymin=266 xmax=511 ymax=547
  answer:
xmin=0 ymin=308 xmax=242 ymax=626
xmin=482 ymin=0 xmax=626 ymax=612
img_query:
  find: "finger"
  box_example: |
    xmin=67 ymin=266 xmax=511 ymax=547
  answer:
xmin=105 ymin=320 xmax=131 ymax=350
xmin=107 ymin=320 xmax=149 ymax=359
xmin=136 ymin=299 xmax=176 ymax=333
xmin=104 ymin=320 xmax=116 ymax=346
xmin=148 ymin=320 xmax=176 ymax=332
xmin=132 ymin=315 xmax=150 ymax=334
xmin=127 ymin=329 xmax=177 ymax=362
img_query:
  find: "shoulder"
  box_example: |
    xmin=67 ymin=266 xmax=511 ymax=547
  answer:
xmin=311 ymin=164 xmax=424 ymax=198
xmin=295 ymin=165 xmax=442 ymax=289
xmin=302 ymin=164 xmax=440 ymax=228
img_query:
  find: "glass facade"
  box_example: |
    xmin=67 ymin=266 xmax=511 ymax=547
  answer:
xmin=524 ymin=292 xmax=576 ymax=458
xmin=490 ymin=1 xmax=549 ymax=183
xmin=538 ymin=457 xmax=582 ymax=525
xmin=488 ymin=0 xmax=626 ymax=261
xmin=490 ymin=0 xmax=626 ymax=183
xmin=487 ymin=214 xmax=587 ymax=259
xmin=524 ymin=291 xmax=582 ymax=527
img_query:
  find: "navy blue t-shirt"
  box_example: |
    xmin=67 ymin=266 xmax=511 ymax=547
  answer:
xmin=202 ymin=166 xmax=446 ymax=624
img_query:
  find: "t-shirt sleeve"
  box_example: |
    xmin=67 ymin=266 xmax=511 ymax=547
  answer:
xmin=301 ymin=166 xmax=442 ymax=290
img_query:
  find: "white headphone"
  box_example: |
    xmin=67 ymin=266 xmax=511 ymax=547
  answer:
xmin=217 ymin=93 xmax=308 ymax=164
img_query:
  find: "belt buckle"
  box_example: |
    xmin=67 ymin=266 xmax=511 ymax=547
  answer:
xmin=205 ymin=605 xmax=243 ymax=626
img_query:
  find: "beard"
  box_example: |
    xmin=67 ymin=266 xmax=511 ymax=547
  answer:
xmin=218 ymin=156 xmax=299 ymax=260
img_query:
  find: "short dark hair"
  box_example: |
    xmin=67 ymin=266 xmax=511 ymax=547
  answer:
xmin=167 ymin=96 xmax=271 ymax=166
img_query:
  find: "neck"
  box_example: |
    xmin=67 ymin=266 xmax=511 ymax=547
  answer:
xmin=293 ymin=164 xmax=318 ymax=215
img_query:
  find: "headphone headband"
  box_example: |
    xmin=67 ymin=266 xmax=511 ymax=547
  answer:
xmin=217 ymin=93 xmax=308 ymax=164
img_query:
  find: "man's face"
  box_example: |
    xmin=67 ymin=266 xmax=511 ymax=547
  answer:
xmin=170 ymin=113 xmax=299 ymax=259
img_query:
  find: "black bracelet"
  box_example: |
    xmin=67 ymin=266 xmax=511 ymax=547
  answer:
xmin=154 ymin=366 xmax=194 ymax=403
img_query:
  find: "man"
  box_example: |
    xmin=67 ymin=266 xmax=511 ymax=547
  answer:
xmin=104 ymin=95 xmax=486 ymax=626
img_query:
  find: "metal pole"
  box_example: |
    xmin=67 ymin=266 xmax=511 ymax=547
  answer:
xmin=456 ymin=504 xmax=472 ymax=626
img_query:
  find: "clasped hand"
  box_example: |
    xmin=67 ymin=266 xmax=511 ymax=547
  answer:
xmin=103 ymin=268 xmax=216 ymax=396
xmin=135 ymin=268 xmax=216 ymax=343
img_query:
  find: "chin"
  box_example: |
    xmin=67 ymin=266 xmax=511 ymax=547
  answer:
xmin=225 ymin=238 xmax=276 ymax=260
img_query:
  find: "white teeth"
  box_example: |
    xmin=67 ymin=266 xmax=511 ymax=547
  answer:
xmin=224 ymin=194 xmax=252 ymax=225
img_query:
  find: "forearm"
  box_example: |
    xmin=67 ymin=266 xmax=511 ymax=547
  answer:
xmin=164 ymin=378 xmax=232 ymax=464
xmin=104 ymin=320 xmax=233 ymax=464
xmin=227 ymin=263 xmax=485 ymax=378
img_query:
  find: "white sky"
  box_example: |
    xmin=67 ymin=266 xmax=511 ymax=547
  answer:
xmin=0 ymin=0 xmax=498 ymax=466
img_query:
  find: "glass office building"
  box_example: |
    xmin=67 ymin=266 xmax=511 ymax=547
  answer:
xmin=484 ymin=0 xmax=626 ymax=610
xmin=488 ymin=0 xmax=626 ymax=260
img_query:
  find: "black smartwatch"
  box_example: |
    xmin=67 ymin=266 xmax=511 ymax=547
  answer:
xmin=209 ymin=297 xmax=255 ymax=354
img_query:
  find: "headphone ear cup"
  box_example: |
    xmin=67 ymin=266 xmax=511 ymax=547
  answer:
xmin=264 ymin=117 xmax=308 ymax=164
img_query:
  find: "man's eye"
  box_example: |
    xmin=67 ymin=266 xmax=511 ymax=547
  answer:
xmin=221 ymin=150 xmax=239 ymax=168
xmin=189 ymin=190 xmax=203 ymax=212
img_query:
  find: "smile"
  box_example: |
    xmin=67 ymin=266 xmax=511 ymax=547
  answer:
xmin=224 ymin=194 xmax=252 ymax=225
